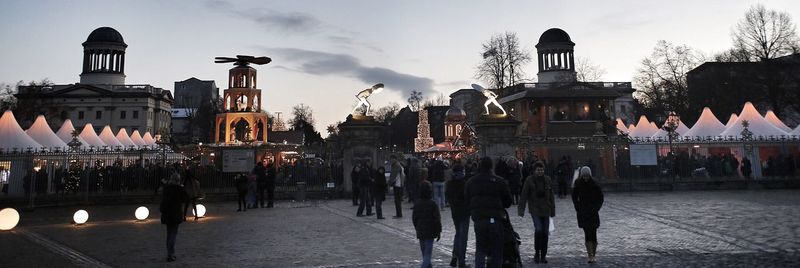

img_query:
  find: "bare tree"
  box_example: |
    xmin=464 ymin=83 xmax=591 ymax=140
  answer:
xmin=634 ymin=40 xmax=704 ymax=117
xmin=374 ymin=102 xmax=401 ymax=123
xmin=732 ymin=4 xmax=799 ymax=61
xmin=476 ymin=32 xmax=532 ymax=89
xmin=290 ymin=103 xmax=315 ymax=129
xmin=407 ymin=90 xmax=423 ymax=111
xmin=574 ymin=56 xmax=607 ymax=82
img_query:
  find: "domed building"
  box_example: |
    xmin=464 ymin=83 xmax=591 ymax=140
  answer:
xmin=14 ymin=27 xmax=173 ymax=136
xmin=444 ymin=106 xmax=466 ymax=142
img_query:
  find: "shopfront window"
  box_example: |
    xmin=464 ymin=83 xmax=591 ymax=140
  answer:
xmin=548 ymin=103 xmax=570 ymax=121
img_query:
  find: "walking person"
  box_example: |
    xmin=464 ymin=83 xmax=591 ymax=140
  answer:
xmin=235 ymin=173 xmax=249 ymax=212
xmin=182 ymin=164 xmax=201 ymax=221
xmin=431 ymin=157 xmax=447 ymax=210
xmin=389 ymin=155 xmax=405 ymax=218
xmin=357 ymin=161 xmax=374 ymax=217
xmin=160 ymin=165 xmax=188 ymax=262
xmin=465 ymin=157 xmax=513 ymax=268
xmin=518 ymin=161 xmax=555 ymax=263
xmin=572 ymin=166 xmax=604 ymax=263
xmin=556 ymin=156 xmax=570 ymax=198
xmin=445 ymin=162 xmax=469 ymax=267
xmin=351 ymin=163 xmax=362 ymax=206
xmin=413 ymin=181 xmax=441 ymax=268
xmin=506 ymin=159 xmax=522 ymax=205
xmin=372 ymin=166 xmax=387 ymax=219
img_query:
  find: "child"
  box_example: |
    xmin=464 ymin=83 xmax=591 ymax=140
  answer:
xmin=412 ymin=181 xmax=441 ymax=268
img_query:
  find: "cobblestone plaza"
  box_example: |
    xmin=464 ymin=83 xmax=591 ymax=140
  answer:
xmin=2 ymin=189 xmax=799 ymax=267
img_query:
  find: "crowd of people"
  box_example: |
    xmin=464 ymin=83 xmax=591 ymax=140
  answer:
xmin=350 ymin=153 xmax=605 ymax=267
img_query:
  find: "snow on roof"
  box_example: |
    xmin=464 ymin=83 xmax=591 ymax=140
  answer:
xmin=130 ymin=130 xmax=146 ymax=146
xmin=25 ymin=115 xmax=67 ymax=149
xmin=98 ymin=126 xmax=124 ymax=148
xmin=0 ymin=110 xmax=42 ymax=150
xmin=720 ymin=102 xmax=789 ymax=138
xmin=79 ymin=123 xmax=107 ymax=147
xmin=764 ymin=110 xmax=792 ymax=132
xmin=115 ymin=128 xmax=136 ymax=147
xmin=684 ymin=107 xmax=726 ymax=138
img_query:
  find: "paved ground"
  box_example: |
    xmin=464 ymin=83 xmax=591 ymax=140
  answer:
xmin=1 ymin=189 xmax=799 ymax=267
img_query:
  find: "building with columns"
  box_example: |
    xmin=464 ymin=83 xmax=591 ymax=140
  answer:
xmin=14 ymin=27 xmax=173 ymax=135
xmin=497 ymin=28 xmax=635 ymax=137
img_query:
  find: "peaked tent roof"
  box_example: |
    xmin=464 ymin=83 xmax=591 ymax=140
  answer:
xmin=98 ymin=126 xmax=124 ymax=148
xmin=142 ymin=132 xmax=156 ymax=146
xmin=764 ymin=110 xmax=792 ymax=132
xmin=677 ymin=121 xmax=690 ymax=134
xmin=55 ymin=119 xmax=87 ymax=145
xmin=79 ymin=123 xmax=106 ymax=147
xmin=792 ymin=125 xmax=800 ymax=136
xmin=720 ymin=102 xmax=789 ymax=137
xmin=130 ymin=130 xmax=146 ymax=146
xmin=25 ymin=115 xmax=68 ymax=149
xmin=684 ymin=107 xmax=726 ymax=138
xmin=725 ymin=113 xmax=739 ymax=128
xmin=627 ymin=124 xmax=637 ymax=134
xmin=0 ymin=111 xmax=42 ymax=150
xmin=616 ymin=119 xmax=629 ymax=133
xmin=115 ymin=128 xmax=136 ymax=147
xmin=629 ymin=116 xmax=659 ymax=138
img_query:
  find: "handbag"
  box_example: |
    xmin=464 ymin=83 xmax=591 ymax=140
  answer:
xmin=549 ymin=217 xmax=555 ymax=233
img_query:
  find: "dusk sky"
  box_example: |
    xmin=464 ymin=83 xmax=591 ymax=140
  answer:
xmin=1 ymin=0 xmax=798 ymax=133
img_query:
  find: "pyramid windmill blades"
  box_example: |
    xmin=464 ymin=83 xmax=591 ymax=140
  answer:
xmin=214 ymin=57 xmax=238 ymax=63
xmin=250 ymin=57 xmax=272 ymax=65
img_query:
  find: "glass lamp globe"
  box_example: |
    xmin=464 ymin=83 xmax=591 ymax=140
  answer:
xmin=134 ymin=206 xmax=149 ymax=221
xmin=192 ymin=204 xmax=206 ymax=218
xmin=73 ymin=210 xmax=89 ymax=225
xmin=0 ymin=208 xmax=20 ymax=231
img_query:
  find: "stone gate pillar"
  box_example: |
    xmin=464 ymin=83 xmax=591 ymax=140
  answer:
xmin=338 ymin=115 xmax=382 ymax=194
xmin=473 ymin=115 xmax=521 ymax=159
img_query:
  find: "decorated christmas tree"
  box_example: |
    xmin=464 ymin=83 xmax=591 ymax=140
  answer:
xmin=414 ymin=109 xmax=434 ymax=152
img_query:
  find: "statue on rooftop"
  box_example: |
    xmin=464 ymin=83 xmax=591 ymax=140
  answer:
xmin=471 ymin=84 xmax=507 ymax=115
xmin=351 ymin=83 xmax=384 ymax=115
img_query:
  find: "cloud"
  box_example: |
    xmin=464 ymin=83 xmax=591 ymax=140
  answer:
xmin=206 ymin=0 xmax=322 ymax=33
xmin=265 ymin=47 xmax=435 ymax=96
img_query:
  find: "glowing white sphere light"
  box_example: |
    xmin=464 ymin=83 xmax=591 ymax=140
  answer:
xmin=134 ymin=206 xmax=149 ymax=221
xmin=192 ymin=204 xmax=206 ymax=218
xmin=0 ymin=208 xmax=20 ymax=231
xmin=73 ymin=210 xmax=89 ymax=225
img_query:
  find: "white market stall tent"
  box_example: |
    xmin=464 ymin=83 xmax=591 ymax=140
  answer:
xmin=683 ymin=107 xmax=727 ymax=139
xmin=25 ymin=115 xmax=67 ymax=150
xmin=0 ymin=111 xmax=42 ymax=151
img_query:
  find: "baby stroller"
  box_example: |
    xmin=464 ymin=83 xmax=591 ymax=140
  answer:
xmin=502 ymin=211 xmax=522 ymax=268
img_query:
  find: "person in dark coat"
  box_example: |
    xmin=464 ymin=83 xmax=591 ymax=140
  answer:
xmin=356 ymin=162 xmax=374 ymax=217
xmin=445 ymin=163 xmax=469 ymax=268
xmin=518 ymin=161 xmax=555 ymax=263
xmin=506 ymin=158 xmax=522 ymax=205
xmin=182 ymin=164 xmax=201 ymax=221
xmin=741 ymin=157 xmax=752 ymax=179
xmin=160 ymin=167 xmax=188 ymax=262
xmin=254 ymin=162 xmax=268 ymax=208
xmin=372 ymin=166 xmax=387 ymax=219
xmin=413 ymin=181 xmax=441 ymax=268
xmin=351 ymin=163 xmax=362 ymax=206
xmin=235 ymin=173 xmax=249 ymax=212
xmin=572 ymin=166 xmax=604 ymax=264
xmin=465 ymin=157 xmax=513 ymax=268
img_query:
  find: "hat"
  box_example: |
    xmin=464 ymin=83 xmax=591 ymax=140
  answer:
xmin=579 ymin=166 xmax=592 ymax=178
